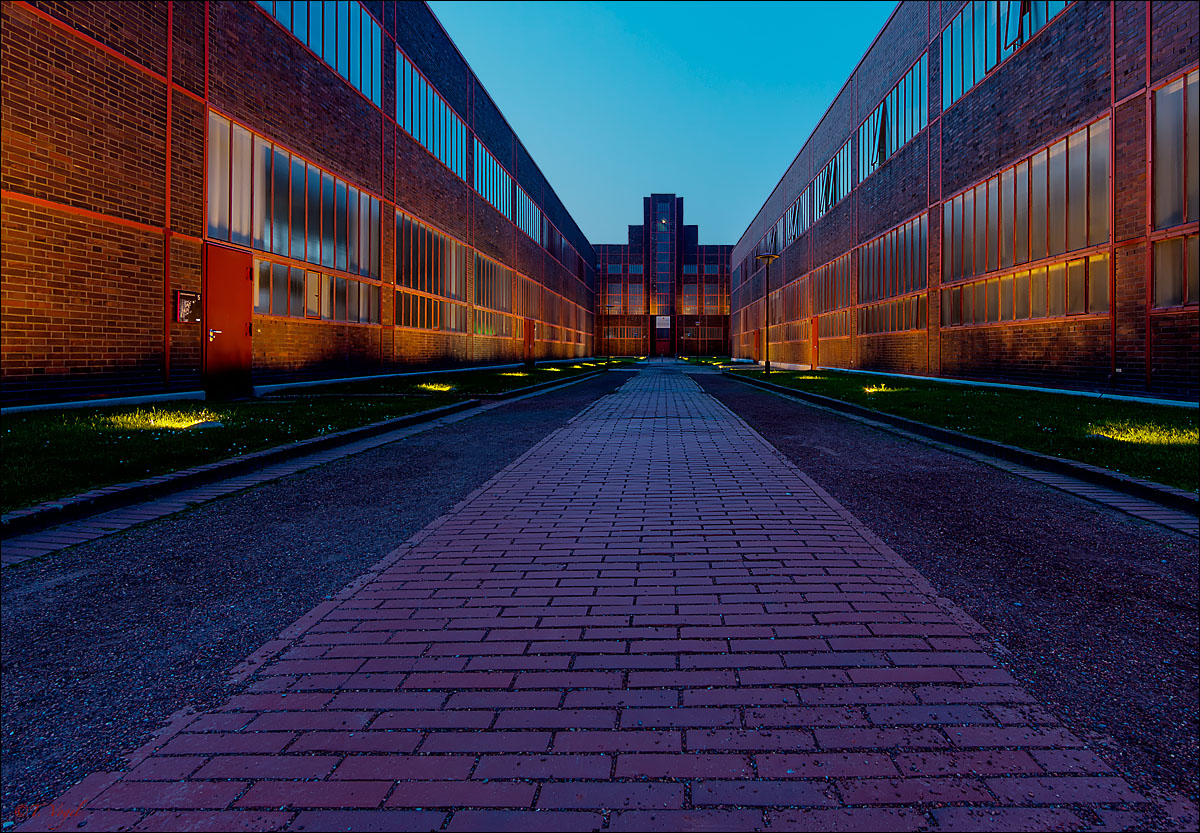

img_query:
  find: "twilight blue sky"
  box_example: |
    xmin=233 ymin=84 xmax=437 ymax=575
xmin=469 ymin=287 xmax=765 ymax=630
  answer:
xmin=428 ymin=0 xmax=896 ymax=246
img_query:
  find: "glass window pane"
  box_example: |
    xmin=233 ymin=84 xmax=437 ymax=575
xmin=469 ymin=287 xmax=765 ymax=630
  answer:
xmin=1048 ymin=139 xmax=1067 ymax=255
xmin=986 ymin=177 xmax=999 ymax=272
xmin=1048 ymin=262 xmax=1065 ymax=315
xmin=1088 ymin=254 xmax=1109 ymax=313
xmin=309 ymin=0 xmax=322 ymax=56
xmin=347 ymin=279 xmax=359 ymax=323
xmin=271 ymin=148 xmax=289 ymax=256
xmin=290 ymin=157 xmax=305 ymax=260
xmin=1000 ymin=168 xmax=1013 ymax=268
xmin=306 ymin=166 xmax=320 ymax=265
xmin=276 ymin=0 xmax=290 ymax=29
xmin=349 ymin=2 xmax=359 ymax=90
xmin=230 ymin=123 xmax=252 ymax=246
xmin=293 ymin=0 xmax=307 ymax=42
xmin=975 ymin=184 xmax=987 ymax=276
xmin=986 ymin=278 xmax=999 ymax=322
xmin=321 ymin=171 xmax=335 ymax=268
xmin=1014 ymin=270 xmax=1030 ymax=319
xmin=1188 ymin=73 xmax=1199 ymax=222
xmin=253 ymin=135 xmax=270 ymax=251
xmin=1067 ymin=259 xmax=1086 ymax=314
xmin=1030 ymin=149 xmax=1047 ymax=261
xmin=943 ymin=201 xmax=953 ymax=279
xmin=370 ymin=198 xmax=381 ymax=279
xmin=337 ymin=1 xmax=349 ymax=79
xmin=347 ymin=186 xmax=359 ymax=275
xmin=1089 ymin=117 xmax=1110 ymax=245
xmin=290 ymin=266 xmax=304 ymax=317
xmin=207 ymin=111 xmax=230 ymax=241
xmin=324 ymin=1 xmax=337 ymax=68
xmin=1189 ymin=234 xmax=1199 ymax=303
xmin=254 ymin=260 xmax=270 ymax=313
xmin=1015 ymin=160 xmax=1029 ymax=264
xmin=973 ymin=281 xmax=985 ymax=323
xmin=321 ymin=273 xmax=333 ymax=320
xmin=360 ymin=192 xmax=371 ymax=276
xmin=1154 ymin=77 xmax=1185 ymax=228
xmin=1000 ymin=275 xmax=1013 ymax=319
xmin=1031 ymin=267 xmax=1047 ymax=317
xmin=1153 ymin=238 xmax=1184 ymax=307
xmin=272 ymin=262 xmax=288 ymax=315
xmin=335 ymin=179 xmax=348 ymax=271
xmin=942 ymin=26 xmax=953 ymax=110
xmin=1068 ymin=128 xmax=1088 ymax=251
xmin=306 ymin=271 xmax=320 ymax=317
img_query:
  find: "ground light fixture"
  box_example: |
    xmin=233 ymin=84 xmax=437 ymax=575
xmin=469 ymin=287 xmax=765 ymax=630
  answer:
xmin=755 ymin=251 xmax=780 ymax=374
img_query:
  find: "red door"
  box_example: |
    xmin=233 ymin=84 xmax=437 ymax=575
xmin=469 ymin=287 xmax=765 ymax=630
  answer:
xmin=203 ymin=243 xmax=253 ymax=397
xmin=522 ymin=317 xmax=535 ymax=365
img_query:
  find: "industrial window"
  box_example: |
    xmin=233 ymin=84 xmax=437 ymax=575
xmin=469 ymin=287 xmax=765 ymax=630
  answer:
xmin=627 ymin=283 xmax=645 ymax=314
xmin=858 ymin=295 xmax=927 ymax=335
xmin=1153 ymin=70 xmax=1199 ymax=230
xmin=860 ymin=54 xmax=928 ymax=181
xmin=473 ymin=138 xmax=512 ymax=219
xmin=942 ymin=1 xmax=1070 ymax=111
xmin=207 ymin=112 xmax=381 ymax=281
xmin=607 ymin=264 xmax=622 ymax=274
xmin=940 ymin=253 xmax=1108 ymax=325
xmin=858 ymin=213 xmax=928 ymax=303
xmin=257 ymin=0 xmax=379 ymax=106
xmin=942 ymin=117 xmax=1107 ymax=283
xmin=1153 ymin=234 xmax=1200 ymax=308
xmin=683 ymin=264 xmax=698 ymax=274
xmin=253 ymin=258 xmax=379 ymax=322
xmin=394 ymin=211 xmax=468 ymax=302
xmin=814 ymin=139 xmax=852 ymax=222
xmin=514 ymin=185 xmax=543 ymax=242
xmin=474 ymin=253 xmax=514 ymax=313
xmin=629 ymin=264 xmax=644 ymax=274
xmin=396 ymin=50 xmax=468 ymax=181
xmin=704 ymin=264 xmax=720 ymax=274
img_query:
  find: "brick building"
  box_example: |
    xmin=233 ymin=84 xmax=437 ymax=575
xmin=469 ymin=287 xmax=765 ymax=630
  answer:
xmin=596 ymin=195 xmax=731 ymax=357
xmin=730 ymin=0 xmax=1199 ymax=396
xmin=1 ymin=0 xmax=595 ymax=402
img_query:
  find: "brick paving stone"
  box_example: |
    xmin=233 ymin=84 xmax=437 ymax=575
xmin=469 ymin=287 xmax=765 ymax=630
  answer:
xmin=20 ymin=366 xmax=1159 ymax=831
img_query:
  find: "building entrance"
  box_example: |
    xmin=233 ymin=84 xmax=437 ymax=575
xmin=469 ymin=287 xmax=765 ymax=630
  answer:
xmin=202 ymin=243 xmax=253 ymax=398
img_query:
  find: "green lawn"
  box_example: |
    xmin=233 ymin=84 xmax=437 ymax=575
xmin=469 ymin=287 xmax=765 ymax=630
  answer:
xmin=303 ymin=360 xmax=616 ymax=397
xmin=1 ymin=361 xmax=615 ymax=513
xmin=729 ymin=369 xmax=1199 ymax=493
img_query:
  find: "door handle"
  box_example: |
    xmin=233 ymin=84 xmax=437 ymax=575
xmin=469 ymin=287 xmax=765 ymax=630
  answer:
xmin=208 ymin=329 xmax=223 ymax=342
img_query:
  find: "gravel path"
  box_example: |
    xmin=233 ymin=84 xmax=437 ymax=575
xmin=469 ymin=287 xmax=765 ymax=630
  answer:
xmin=0 ymin=373 xmax=624 ymax=824
xmin=699 ymin=373 xmax=1199 ymax=815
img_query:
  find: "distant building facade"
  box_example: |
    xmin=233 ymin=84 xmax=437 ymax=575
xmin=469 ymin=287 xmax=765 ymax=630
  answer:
xmin=730 ymin=0 xmax=1199 ymax=395
xmin=596 ymin=195 xmax=731 ymax=357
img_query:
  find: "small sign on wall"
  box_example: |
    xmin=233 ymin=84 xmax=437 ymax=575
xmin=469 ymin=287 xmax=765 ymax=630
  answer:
xmin=175 ymin=291 xmax=201 ymax=323
xmin=655 ymin=316 xmax=671 ymax=329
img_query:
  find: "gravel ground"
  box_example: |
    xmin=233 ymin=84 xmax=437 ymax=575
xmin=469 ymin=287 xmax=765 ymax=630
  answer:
xmin=699 ymin=373 xmax=1199 ymax=813
xmin=0 ymin=373 xmax=624 ymax=824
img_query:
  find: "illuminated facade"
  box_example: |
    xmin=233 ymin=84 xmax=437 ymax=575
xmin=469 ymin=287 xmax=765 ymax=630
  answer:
xmin=1 ymin=0 xmax=594 ymax=402
xmin=596 ymin=195 xmax=731 ymax=357
xmin=731 ymin=0 xmax=1198 ymax=395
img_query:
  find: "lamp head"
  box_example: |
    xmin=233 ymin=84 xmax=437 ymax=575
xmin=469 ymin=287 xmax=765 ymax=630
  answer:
xmin=756 ymin=252 xmax=779 ymax=265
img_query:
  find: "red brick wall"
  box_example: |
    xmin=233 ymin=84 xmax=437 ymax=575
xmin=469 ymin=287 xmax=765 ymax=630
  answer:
xmin=730 ymin=0 xmax=1199 ymax=397
xmin=1 ymin=0 xmax=596 ymax=403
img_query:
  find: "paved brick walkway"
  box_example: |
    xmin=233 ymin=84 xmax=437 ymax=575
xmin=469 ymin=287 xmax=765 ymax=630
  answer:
xmin=20 ymin=367 xmax=1154 ymax=831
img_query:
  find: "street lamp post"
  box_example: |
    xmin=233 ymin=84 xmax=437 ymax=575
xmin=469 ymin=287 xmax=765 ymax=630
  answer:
xmin=755 ymin=251 xmax=779 ymax=375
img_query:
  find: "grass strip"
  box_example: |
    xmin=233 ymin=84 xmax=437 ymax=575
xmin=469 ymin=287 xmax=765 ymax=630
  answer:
xmin=299 ymin=360 xmax=622 ymax=397
xmin=1 ymin=395 xmax=466 ymax=513
xmin=728 ymin=369 xmax=1198 ymax=493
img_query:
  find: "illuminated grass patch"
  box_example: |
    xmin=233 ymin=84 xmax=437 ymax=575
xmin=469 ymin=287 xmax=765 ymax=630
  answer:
xmin=417 ymin=382 xmax=456 ymax=393
xmin=729 ymin=368 xmax=1198 ymax=492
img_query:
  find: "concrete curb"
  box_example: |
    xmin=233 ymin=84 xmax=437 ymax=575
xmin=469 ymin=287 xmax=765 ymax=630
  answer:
xmin=0 ymin=399 xmax=481 ymax=540
xmin=724 ymin=370 xmax=1199 ymax=516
